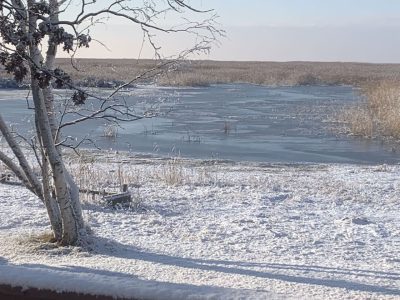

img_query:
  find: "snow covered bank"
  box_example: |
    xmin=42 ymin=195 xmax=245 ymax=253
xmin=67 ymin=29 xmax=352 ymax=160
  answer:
xmin=0 ymin=156 xmax=399 ymax=299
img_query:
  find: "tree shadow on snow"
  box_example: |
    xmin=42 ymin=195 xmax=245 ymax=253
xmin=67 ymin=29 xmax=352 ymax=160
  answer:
xmin=17 ymin=262 xmax=274 ymax=299
xmin=0 ymin=256 xmax=8 ymax=265
xmin=90 ymin=236 xmax=400 ymax=297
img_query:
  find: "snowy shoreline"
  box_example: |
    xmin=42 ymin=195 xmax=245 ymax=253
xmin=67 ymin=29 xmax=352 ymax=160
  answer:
xmin=0 ymin=153 xmax=399 ymax=299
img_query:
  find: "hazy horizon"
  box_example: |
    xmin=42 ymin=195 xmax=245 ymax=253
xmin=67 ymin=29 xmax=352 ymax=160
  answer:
xmin=60 ymin=0 xmax=400 ymax=63
xmin=61 ymin=57 xmax=400 ymax=65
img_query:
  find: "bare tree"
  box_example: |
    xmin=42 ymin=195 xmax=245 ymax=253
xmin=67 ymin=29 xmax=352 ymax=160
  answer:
xmin=0 ymin=0 xmax=221 ymax=245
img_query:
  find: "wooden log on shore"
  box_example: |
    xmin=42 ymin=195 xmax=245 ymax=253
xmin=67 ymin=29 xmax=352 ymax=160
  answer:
xmin=104 ymin=192 xmax=132 ymax=208
xmin=0 ymin=174 xmax=133 ymax=209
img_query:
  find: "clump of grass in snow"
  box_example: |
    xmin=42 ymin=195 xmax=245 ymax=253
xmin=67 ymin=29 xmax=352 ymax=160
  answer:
xmin=15 ymin=232 xmax=60 ymax=253
xmin=65 ymin=150 xmax=229 ymax=207
xmin=67 ymin=152 xmax=139 ymax=204
xmin=342 ymin=81 xmax=400 ymax=139
xmin=158 ymin=157 xmax=185 ymax=186
xmin=27 ymin=231 xmax=56 ymax=244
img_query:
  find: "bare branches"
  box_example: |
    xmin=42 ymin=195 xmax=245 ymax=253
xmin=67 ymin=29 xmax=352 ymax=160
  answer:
xmin=53 ymin=0 xmax=222 ymax=57
xmin=168 ymin=0 xmax=213 ymax=13
xmin=58 ymin=103 xmax=144 ymax=130
xmin=0 ymin=0 xmax=222 ymax=151
xmin=108 ymin=60 xmax=177 ymax=98
xmin=0 ymin=0 xmax=221 ymax=245
xmin=1 ymin=0 xmax=222 ymax=98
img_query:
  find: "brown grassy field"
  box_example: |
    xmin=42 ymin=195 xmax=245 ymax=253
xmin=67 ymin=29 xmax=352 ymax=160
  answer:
xmin=156 ymin=60 xmax=400 ymax=87
xmin=2 ymin=58 xmax=400 ymax=87
xmin=58 ymin=59 xmax=400 ymax=87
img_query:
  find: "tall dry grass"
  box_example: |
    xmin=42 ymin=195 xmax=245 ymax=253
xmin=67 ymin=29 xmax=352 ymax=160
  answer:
xmin=342 ymin=81 xmax=400 ymax=139
xmin=64 ymin=150 xmax=229 ymax=205
xmin=155 ymin=60 xmax=400 ymax=87
xmin=2 ymin=59 xmax=400 ymax=87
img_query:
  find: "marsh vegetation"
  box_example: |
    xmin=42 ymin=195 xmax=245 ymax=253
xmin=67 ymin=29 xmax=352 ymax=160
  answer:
xmin=2 ymin=59 xmax=400 ymax=87
xmin=2 ymin=59 xmax=400 ymax=142
xmin=46 ymin=59 xmax=400 ymax=87
xmin=341 ymin=81 xmax=400 ymax=140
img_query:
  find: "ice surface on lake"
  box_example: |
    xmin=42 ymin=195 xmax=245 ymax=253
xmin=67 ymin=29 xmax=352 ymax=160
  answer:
xmin=1 ymin=84 xmax=399 ymax=164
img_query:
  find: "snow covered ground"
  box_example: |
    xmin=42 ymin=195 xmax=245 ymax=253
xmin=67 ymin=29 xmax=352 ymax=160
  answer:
xmin=0 ymin=153 xmax=399 ymax=299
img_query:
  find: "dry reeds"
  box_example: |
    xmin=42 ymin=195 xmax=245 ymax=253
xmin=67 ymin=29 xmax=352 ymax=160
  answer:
xmin=3 ymin=59 xmax=400 ymax=88
xmin=341 ymin=106 xmax=374 ymax=137
xmin=342 ymin=81 xmax=400 ymax=139
xmin=158 ymin=157 xmax=184 ymax=186
xmin=154 ymin=61 xmax=400 ymax=87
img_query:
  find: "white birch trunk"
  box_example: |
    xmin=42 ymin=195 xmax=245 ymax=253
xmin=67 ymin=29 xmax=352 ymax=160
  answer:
xmin=31 ymin=80 xmax=79 ymax=245
xmin=45 ymin=0 xmax=85 ymax=233
xmin=42 ymin=158 xmax=63 ymax=241
xmin=28 ymin=1 xmax=81 ymax=245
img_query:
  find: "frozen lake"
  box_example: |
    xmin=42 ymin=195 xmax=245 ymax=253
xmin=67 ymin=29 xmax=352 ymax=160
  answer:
xmin=1 ymin=84 xmax=399 ymax=164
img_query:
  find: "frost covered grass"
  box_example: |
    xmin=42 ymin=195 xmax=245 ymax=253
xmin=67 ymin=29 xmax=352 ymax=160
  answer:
xmin=66 ymin=151 xmax=223 ymax=203
xmin=0 ymin=152 xmax=400 ymax=299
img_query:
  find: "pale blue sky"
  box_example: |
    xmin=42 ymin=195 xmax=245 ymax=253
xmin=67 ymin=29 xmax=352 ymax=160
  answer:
xmin=201 ymin=0 xmax=400 ymax=27
xmin=68 ymin=1 xmax=400 ymax=62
